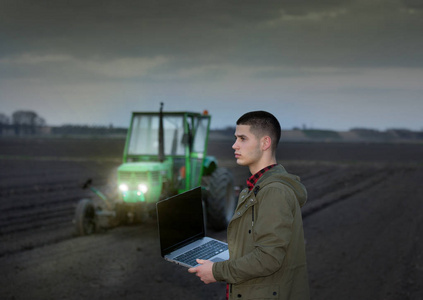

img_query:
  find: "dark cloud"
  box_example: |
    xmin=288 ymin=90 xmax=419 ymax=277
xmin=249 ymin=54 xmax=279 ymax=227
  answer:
xmin=1 ymin=0 xmax=420 ymax=68
xmin=402 ymin=0 xmax=423 ymax=9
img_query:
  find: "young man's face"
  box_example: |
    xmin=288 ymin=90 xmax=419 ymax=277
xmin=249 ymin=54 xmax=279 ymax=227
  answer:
xmin=232 ymin=125 xmax=263 ymax=168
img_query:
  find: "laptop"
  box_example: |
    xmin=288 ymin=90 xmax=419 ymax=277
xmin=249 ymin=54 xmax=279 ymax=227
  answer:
xmin=156 ymin=186 xmax=230 ymax=268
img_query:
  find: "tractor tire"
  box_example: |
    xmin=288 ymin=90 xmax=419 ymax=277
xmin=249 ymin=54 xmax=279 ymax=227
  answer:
xmin=75 ymin=199 xmax=97 ymax=236
xmin=204 ymin=168 xmax=236 ymax=231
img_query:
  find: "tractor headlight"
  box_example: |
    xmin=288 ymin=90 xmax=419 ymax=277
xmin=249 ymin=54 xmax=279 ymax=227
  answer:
xmin=138 ymin=184 xmax=148 ymax=194
xmin=119 ymin=183 xmax=129 ymax=192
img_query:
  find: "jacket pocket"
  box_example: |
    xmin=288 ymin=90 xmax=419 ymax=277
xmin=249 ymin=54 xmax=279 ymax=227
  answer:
xmin=232 ymin=284 xmax=280 ymax=299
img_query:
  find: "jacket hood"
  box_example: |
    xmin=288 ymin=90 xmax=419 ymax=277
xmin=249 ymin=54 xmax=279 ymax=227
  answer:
xmin=256 ymin=164 xmax=308 ymax=207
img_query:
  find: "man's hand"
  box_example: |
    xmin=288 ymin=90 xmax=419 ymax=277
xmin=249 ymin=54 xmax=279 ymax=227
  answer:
xmin=188 ymin=259 xmax=216 ymax=284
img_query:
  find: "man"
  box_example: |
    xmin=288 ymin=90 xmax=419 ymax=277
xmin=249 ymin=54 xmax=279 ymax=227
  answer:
xmin=189 ymin=111 xmax=309 ymax=299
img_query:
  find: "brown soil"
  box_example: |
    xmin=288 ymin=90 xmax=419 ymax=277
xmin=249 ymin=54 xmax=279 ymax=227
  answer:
xmin=0 ymin=137 xmax=422 ymax=300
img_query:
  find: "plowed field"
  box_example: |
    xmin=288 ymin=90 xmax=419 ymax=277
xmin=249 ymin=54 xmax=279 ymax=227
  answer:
xmin=1 ymin=137 xmax=422 ymax=300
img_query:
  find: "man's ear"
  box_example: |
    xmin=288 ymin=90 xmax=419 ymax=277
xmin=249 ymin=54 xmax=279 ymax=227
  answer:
xmin=261 ymin=136 xmax=272 ymax=151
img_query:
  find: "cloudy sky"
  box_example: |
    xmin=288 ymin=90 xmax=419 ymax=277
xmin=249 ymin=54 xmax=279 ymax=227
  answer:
xmin=1 ymin=0 xmax=422 ymax=130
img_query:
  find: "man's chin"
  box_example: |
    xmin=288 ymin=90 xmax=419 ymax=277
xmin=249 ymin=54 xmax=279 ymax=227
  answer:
xmin=235 ymin=159 xmax=246 ymax=166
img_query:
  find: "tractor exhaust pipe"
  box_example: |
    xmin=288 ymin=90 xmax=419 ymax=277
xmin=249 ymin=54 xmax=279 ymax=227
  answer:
xmin=158 ymin=102 xmax=165 ymax=162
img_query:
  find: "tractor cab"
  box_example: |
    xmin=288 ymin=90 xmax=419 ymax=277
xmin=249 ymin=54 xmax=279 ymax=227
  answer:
xmin=117 ymin=110 xmax=215 ymax=206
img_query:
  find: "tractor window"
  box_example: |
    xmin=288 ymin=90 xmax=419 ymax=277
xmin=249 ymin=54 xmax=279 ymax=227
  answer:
xmin=127 ymin=115 xmax=185 ymax=156
xmin=192 ymin=117 xmax=210 ymax=153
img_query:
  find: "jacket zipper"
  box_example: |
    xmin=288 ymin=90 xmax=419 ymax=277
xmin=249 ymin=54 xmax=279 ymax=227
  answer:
xmin=252 ymin=185 xmax=259 ymax=227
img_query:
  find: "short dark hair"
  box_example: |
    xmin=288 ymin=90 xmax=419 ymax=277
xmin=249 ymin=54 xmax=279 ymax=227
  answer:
xmin=236 ymin=111 xmax=281 ymax=153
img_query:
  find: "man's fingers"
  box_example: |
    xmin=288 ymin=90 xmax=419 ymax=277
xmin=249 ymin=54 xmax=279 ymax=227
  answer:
xmin=188 ymin=259 xmax=203 ymax=274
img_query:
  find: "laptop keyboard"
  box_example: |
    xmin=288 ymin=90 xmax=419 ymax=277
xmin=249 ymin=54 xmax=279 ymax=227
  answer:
xmin=174 ymin=240 xmax=228 ymax=266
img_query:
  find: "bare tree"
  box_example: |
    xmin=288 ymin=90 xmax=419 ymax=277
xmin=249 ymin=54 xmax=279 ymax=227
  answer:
xmin=0 ymin=113 xmax=10 ymax=135
xmin=12 ymin=110 xmax=46 ymax=135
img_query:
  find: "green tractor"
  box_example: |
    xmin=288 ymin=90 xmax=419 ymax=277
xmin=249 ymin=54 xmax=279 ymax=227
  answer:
xmin=75 ymin=104 xmax=236 ymax=235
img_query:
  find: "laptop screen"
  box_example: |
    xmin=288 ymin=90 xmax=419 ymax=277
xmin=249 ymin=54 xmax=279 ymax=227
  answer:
xmin=157 ymin=187 xmax=205 ymax=257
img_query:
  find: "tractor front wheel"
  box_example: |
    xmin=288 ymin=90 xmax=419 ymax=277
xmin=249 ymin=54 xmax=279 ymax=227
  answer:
xmin=75 ymin=199 xmax=97 ymax=236
xmin=204 ymin=168 xmax=236 ymax=231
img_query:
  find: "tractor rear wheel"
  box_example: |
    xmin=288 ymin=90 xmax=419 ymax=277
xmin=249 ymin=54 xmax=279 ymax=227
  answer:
xmin=204 ymin=168 xmax=236 ymax=231
xmin=75 ymin=199 xmax=97 ymax=236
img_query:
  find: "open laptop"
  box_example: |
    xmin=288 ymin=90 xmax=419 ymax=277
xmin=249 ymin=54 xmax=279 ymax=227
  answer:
xmin=156 ymin=186 xmax=230 ymax=268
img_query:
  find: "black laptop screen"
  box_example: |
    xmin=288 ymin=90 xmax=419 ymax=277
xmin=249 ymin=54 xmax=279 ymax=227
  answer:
xmin=157 ymin=187 xmax=205 ymax=256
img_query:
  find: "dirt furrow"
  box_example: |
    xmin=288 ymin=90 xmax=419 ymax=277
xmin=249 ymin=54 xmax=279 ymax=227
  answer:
xmin=0 ymin=167 xmax=116 ymax=188
xmin=0 ymin=205 xmax=75 ymax=235
xmin=302 ymin=169 xmax=389 ymax=218
xmin=0 ymin=224 xmax=75 ymax=258
xmin=285 ymin=163 xmax=340 ymax=181
xmin=305 ymin=164 xmax=390 ymax=201
xmin=0 ymin=181 xmax=83 ymax=198
xmin=0 ymin=210 xmax=75 ymax=236
xmin=0 ymin=177 xmax=113 ymax=199
xmin=0 ymin=190 xmax=86 ymax=211
xmin=304 ymin=167 xmax=423 ymax=299
xmin=0 ymin=181 xmax=114 ymax=210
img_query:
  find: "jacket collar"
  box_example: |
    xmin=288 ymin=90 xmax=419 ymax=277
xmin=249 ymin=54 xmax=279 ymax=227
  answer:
xmin=246 ymin=164 xmax=278 ymax=191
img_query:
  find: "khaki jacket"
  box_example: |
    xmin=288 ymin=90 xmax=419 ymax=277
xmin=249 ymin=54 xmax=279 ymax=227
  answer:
xmin=213 ymin=165 xmax=310 ymax=300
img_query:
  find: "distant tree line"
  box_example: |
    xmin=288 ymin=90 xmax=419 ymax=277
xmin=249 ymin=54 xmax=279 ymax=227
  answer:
xmin=214 ymin=126 xmax=423 ymax=141
xmin=350 ymin=128 xmax=423 ymax=140
xmin=0 ymin=110 xmax=46 ymax=135
xmin=1 ymin=111 xmax=421 ymax=140
xmin=0 ymin=110 xmax=127 ymax=136
xmin=52 ymin=124 xmax=127 ymax=136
